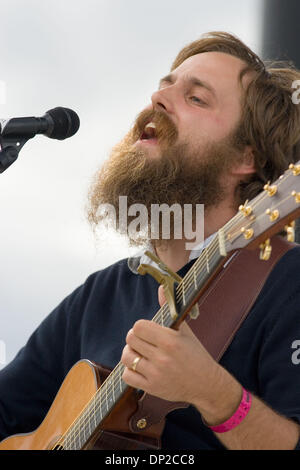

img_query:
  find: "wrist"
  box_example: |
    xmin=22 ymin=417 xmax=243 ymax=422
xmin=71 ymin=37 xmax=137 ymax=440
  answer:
xmin=204 ymin=387 xmax=252 ymax=433
xmin=193 ymin=365 xmax=242 ymax=426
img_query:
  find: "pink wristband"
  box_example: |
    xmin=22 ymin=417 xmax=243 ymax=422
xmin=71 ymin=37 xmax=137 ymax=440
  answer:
xmin=207 ymin=387 xmax=252 ymax=433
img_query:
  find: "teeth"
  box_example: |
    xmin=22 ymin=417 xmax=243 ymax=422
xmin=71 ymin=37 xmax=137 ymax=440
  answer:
xmin=141 ymin=121 xmax=157 ymax=140
xmin=145 ymin=122 xmax=156 ymax=130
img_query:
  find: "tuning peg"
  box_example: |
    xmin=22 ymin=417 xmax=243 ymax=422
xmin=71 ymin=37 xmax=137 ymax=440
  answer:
xmin=291 ymin=191 xmax=300 ymax=203
xmin=259 ymin=239 xmax=272 ymax=261
xmin=239 ymin=203 xmax=252 ymax=217
xmin=241 ymin=227 xmax=254 ymax=239
xmin=289 ymin=164 xmax=300 ymax=176
xmin=265 ymin=209 xmax=279 ymax=221
xmin=285 ymin=221 xmax=295 ymax=242
xmin=264 ymin=182 xmax=277 ymax=197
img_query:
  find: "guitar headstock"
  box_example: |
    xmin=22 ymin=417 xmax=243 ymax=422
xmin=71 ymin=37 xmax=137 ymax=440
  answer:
xmin=222 ymin=161 xmax=300 ymax=255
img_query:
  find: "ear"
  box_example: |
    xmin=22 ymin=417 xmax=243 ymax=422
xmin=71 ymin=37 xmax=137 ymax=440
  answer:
xmin=231 ymin=146 xmax=255 ymax=176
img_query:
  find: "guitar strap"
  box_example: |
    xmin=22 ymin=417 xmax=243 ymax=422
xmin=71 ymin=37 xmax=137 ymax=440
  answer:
xmin=128 ymin=235 xmax=297 ymax=433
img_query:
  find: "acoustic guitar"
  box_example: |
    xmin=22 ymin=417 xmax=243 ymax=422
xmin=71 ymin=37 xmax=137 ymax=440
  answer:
xmin=1 ymin=162 xmax=300 ymax=450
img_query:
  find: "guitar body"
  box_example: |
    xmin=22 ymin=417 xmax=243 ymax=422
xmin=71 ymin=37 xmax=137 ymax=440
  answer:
xmin=0 ymin=360 xmax=162 ymax=450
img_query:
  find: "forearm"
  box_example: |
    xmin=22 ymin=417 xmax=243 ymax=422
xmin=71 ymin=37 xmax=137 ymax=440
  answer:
xmin=122 ymin=319 xmax=300 ymax=449
xmin=196 ymin=367 xmax=300 ymax=450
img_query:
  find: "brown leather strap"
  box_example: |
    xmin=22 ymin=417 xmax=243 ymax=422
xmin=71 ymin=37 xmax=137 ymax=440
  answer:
xmin=129 ymin=236 xmax=296 ymax=432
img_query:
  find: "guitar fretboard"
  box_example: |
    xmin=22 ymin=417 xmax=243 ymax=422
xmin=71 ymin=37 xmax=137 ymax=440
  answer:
xmin=59 ymin=234 xmax=224 ymax=449
xmin=56 ymin=159 xmax=300 ymax=449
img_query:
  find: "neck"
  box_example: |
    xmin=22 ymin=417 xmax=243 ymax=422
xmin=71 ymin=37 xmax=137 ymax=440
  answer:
xmin=155 ymin=200 xmax=237 ymax=273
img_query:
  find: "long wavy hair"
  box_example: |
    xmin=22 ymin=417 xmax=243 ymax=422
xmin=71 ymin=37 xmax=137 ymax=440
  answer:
xmin=172 ymin=32 xmax=300 ymax=203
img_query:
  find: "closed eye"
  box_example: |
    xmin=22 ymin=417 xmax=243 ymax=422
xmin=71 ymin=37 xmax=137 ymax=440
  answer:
xmin=189 ymin=96 xmax=207 ymax=106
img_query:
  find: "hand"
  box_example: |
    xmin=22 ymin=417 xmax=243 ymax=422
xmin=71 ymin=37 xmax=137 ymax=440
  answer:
xmin=121 ymin=286 xmax=226 ymax=410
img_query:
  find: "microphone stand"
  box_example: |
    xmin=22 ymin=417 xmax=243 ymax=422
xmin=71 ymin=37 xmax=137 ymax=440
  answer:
xmin=0 ymin=134 xmax=32 ymax=173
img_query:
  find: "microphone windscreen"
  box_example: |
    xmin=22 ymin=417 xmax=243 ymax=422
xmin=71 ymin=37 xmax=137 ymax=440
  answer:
xmin=46 ymin=107 xmax=80 ymax=140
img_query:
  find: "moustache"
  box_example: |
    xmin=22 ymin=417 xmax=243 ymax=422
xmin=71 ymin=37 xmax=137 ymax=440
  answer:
xmin=131 ymin=108 xmax=178 ymax=147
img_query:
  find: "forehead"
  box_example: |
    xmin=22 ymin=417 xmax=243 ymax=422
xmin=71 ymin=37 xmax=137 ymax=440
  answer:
xmin=172 ymin=51 xmax=248 ymax=99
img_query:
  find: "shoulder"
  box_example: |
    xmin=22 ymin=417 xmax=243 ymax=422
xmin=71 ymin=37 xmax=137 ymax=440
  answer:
xmin=30 ymin=258 xmax=134 ymax=334
xmin=84 ymin=257 xmax=132 ymax=284
xmin=253 ymin=244 xmax=300 ymax=333
xmin=79 ymin=257 xmax=137 ymax=297
xmin=264 ymin=244 xmax=300 ymax=293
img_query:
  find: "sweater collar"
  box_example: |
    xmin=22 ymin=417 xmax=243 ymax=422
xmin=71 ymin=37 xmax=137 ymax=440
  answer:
xmin=127 ymin=233 xmax=216 ymax=275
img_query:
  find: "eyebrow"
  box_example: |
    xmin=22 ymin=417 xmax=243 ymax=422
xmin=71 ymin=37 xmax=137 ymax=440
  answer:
xmin=159 ymin=73 xmax=217 ymax=100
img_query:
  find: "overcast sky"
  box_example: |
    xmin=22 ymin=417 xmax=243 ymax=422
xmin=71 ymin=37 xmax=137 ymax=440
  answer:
xmin=0 ymin=0 xmax=263 ymax=367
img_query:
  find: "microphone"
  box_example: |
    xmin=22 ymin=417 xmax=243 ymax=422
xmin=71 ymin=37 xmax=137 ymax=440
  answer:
xmin=0 ymin=107 xmax=80 ymax=173
xmin=0 ymin=106 xmax=80 ymax=141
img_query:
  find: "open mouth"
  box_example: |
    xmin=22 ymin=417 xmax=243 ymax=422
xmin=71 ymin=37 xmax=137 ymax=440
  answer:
xmin=140 ymin=122 xmax=158 ymax=142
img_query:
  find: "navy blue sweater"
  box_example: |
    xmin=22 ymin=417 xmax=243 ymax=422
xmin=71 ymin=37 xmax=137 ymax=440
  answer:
xmin=1 ymin=248 xmax=300 ymax=449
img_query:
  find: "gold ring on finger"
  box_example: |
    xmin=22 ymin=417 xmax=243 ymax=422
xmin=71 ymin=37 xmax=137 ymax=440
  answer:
xmin=131 ymin=356 xmax=142 ymax=372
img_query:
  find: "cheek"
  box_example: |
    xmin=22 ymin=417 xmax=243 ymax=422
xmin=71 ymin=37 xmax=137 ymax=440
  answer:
xmin=180 ymin=109 xmax=213 ymax=138
xmin=180 ymin=119 xmax=212 ymax=150
xmin=183 ymin=113 xmax=235 ymax=145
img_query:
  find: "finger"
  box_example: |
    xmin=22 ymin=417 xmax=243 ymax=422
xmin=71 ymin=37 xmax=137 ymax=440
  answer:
xmin=121 ymin=344 xmax=148 ymax=377
xmin=158 ymin=285 xmax=167 ymax=307
xmin=133 ymin=319 xmax=178 ymax=348
xmin=126 ymin=328 xmax=157 ymax=360
xmin=122 ymin=365 xmax=149 ymax=391
xmin=178 ymin=320 xmax=194 ymax=335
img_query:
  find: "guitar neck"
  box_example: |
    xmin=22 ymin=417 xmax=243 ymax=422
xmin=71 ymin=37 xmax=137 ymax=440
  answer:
xmin=174 ymin=234 xmax=225 ymax=322
xmin=60 ymin=234 xmax=225 ymax=450
xmin=59 ymin=159 xmax=300 ymax=449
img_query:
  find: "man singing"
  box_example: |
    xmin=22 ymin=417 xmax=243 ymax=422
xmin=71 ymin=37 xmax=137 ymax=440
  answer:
xmin=1 ymin=32 xmax=300 ymax=450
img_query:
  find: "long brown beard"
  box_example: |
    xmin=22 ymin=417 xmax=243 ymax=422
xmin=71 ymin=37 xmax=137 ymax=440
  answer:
xmin=87 ymin=109 xmax=243 ymax=247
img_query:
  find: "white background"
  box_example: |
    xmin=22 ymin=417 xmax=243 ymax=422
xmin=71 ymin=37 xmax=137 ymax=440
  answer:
xmin=0 ymin=0 xmax=262 ymax=367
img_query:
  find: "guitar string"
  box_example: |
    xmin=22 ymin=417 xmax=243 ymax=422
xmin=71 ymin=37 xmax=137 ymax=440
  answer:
xmin=67 ymin=171 xmax=299 ymax=449
xmin=57 ymin=184 xmax=295 ymax=449
xmin=54 ymin=293 xmax=180 ymax=449
xmin=60 ymin=210 xmax=291 ymax=448
xmin=60 ymin=267 xmax=209 ymax=450
xmin=176 ymin=193 xmax=276 ymax=293
xmin=54 ymin=302 xmax=178 ymax=449
xmin=56 ymin=237 xmax=228 ymax=449
xmin=65 ymin=181 xmax=300 ymax=449
xmin=55 ymin=169 xmax=297 ymax=449
xmin=176 ymin=168 xmax=296 ymax=294
xmin=58 ymin=189 xmax=296 ymax=450
xmin=54 ymin=236 xmax=224 ymax=448
xmin=58 ymin=240 xmax=221 ymax=450
xmin=216 ymin=181 xmax=298 ymax=246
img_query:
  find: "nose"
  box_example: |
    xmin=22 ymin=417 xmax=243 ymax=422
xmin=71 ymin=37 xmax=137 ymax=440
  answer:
xmin=151 ymin=86 xmax=175 ymax=114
